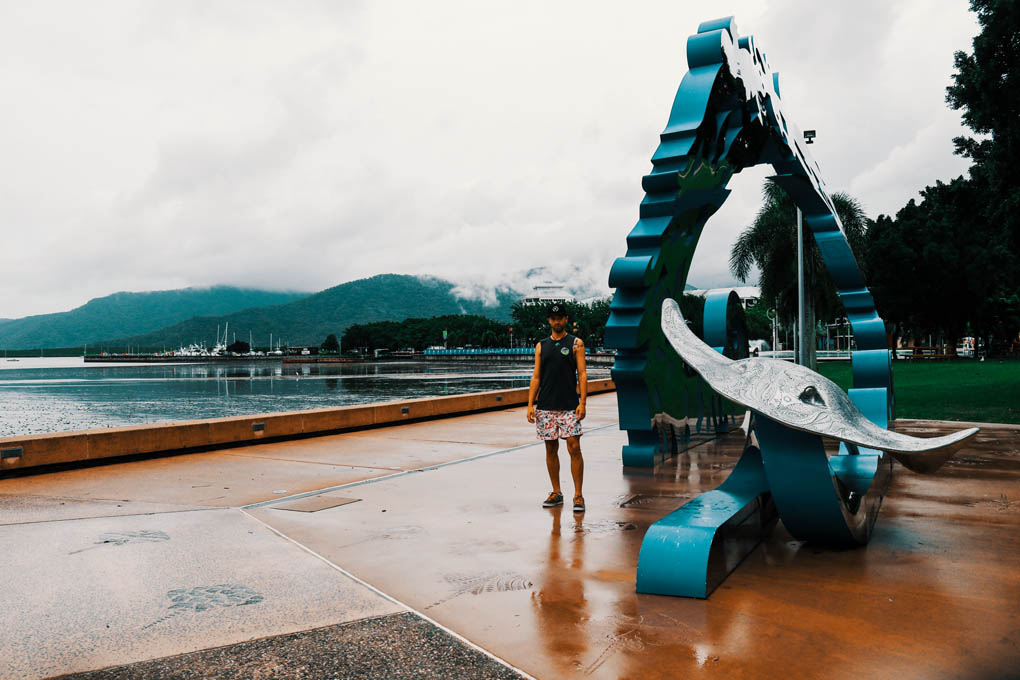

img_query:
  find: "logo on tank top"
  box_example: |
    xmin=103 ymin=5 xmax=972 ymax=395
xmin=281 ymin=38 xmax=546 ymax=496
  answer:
xmin=560 ymin=346 xmax=569 ymax=355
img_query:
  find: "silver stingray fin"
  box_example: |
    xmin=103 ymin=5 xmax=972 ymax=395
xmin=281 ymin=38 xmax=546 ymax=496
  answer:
xmin=660 ymin=298 xmax=978 ymax=466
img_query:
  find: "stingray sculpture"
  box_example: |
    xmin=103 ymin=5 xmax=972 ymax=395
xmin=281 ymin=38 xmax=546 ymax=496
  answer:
xmin=662 ymin=299 xmax=977 ymax=457
xmin=606 ymin=17 xmax=981 ymax=598
xmin=662 ymin=299 xmax=978 ymax=463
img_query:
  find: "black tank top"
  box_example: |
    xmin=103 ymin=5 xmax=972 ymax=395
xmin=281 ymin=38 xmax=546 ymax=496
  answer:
xmin=537 ymin=334 xmax=579 ymax=411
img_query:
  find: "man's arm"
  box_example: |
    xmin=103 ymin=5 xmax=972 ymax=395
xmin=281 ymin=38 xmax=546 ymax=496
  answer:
xmin=574 ymin=337 xmax=587 ymax=421
xmin=527 ymin=342 xmax=542 ymax=423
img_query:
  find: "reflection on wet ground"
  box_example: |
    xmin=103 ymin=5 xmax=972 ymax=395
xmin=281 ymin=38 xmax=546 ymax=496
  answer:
xmin=0 ymin=359 xmax=608 ymax=436
xmin=252 ymin=413 xmax=1020 ymax=679
xmin=1 ymin=395 xmax=1017 ymax=678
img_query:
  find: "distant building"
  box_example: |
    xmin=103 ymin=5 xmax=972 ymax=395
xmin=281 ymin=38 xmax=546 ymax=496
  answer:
xmin=685 ymin=286 xmax=761 ymax=309
xmin=519 ymin=282 xmax=574 ymax=307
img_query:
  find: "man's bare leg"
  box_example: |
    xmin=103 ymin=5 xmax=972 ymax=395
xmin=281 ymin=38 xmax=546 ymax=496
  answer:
xmin=545 ymin=439 xmax=561 ymax=493
xmin=566 ymin=435 xmax=583 ymax=498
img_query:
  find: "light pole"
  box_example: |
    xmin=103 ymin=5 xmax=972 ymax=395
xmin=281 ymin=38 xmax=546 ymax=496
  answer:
xmin=797 ymin=204 xmax=805 ymax=365
xmin=766 ymin=308 xmax=777 ymax=357
xmin=796 ymin=129 xmax=816 ymax=367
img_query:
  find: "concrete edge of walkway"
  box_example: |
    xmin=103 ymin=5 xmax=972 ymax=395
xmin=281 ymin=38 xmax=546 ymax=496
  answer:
xmin=0 ymin=380 xmax=615 ymax=476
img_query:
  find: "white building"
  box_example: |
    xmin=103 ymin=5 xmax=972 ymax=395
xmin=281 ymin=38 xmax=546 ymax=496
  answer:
xmin=519 ymin=282 xmax=574 ymax=307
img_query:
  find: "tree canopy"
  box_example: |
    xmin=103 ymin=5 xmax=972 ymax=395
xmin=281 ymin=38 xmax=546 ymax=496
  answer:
xmin=730 ymin=180 xmax=868 ymax=325
xmin=320 ymin=333 xmax=340 ymax=353
xmin=727 ymin=0 xmax=1020 ymax=358
xmin=225 ymin=339 xmax=250 ymax=354
xmin=865 ymin=0 xmax=1020 ymax=356
xmin=865 ymin=179 xmax=986 ymax=350
xmin=342 ymin=314 xmax=510 ymax=352
xmin=942 ymin=0 xmax=1020 ymax=354
xmin=339 ymin=299 xmax=615 ymax=354
xmin=730 ymin=179 xmax=868 ymax=368
xmin=946 ymin=0 xmax=1020 ymax=201
xmin=509 ymin=298 xmax=611 ymax=348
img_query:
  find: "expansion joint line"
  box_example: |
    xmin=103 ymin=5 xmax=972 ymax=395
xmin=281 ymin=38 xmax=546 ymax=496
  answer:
xmin=238 ymin=508 xmax=538 ymax=680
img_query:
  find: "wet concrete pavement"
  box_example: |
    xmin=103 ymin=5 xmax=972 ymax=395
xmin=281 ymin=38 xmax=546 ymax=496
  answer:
xmin=0 ymin=509 xmax=402 ymax=678
xmin=2 ymin=393 xmax=1018 ymax=679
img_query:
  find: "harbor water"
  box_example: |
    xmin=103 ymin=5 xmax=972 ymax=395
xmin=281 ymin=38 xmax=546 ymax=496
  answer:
xmin=0 ymin=357 xmax=609 ymax=437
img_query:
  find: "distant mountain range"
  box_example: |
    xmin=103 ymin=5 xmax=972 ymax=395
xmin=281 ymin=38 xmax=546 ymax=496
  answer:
xmin=98 ymin=275 xmax=523 ymax=349
xmin=1 ymin=268 xmax=650 ymax=350
xmin=0 ymin=287 xmax=307 ymax=349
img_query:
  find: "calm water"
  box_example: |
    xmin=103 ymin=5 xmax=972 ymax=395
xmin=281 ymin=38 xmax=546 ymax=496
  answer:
xmin=0 ymin=358 xmax=609 ymax=437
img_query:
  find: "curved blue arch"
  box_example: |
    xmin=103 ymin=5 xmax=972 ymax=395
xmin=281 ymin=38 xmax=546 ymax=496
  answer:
xmin=607 ymin=17 xmax=893 ymax=465
xmin=613 ymin=17 xmax=897 ymax=596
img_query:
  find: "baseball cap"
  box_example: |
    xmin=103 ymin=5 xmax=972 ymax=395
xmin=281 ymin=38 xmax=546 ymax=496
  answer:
xmin=547 ymin=303 xmax=567 ymax=317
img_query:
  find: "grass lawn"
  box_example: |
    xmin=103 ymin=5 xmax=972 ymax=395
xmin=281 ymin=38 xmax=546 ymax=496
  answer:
xmin=816 ymin=359 xmax=1020 ymax=425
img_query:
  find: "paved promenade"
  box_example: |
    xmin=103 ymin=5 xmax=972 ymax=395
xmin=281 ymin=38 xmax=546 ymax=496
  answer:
xmin=1 ymin=393 xmax=1018 ymax=679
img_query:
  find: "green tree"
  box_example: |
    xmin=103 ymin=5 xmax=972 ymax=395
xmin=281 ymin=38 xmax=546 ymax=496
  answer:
xmin=510 ymin=298 xmax=612 ymax=348
xmin=863 ymin=214 xmax=918 ymax=354
xmin=576 ymin=298 xmax=611 ymax=348
xmin=729 ymin=179 xmax=868 ymax=369
xmin=341 ymin=314 xmax=510 ymax=353
xmin=679 ymin=294 xmax=706 ymax=339
xmin=945 ymin=0 xmax=1020 ymax=355
xmin=321 ymin=333 xmax=340 ymax=353
xmin=869 ymin=184 xmax=974 ymax=352
xmin=743 ymin=304 xmax=773 ymax=343
xmin=946 ymin=0 xmax=1019 ymax=202
xmin=509 ymin=302 xmax=550 ymax=346
xmin=226 ymin=339 xmax=250 ymax=354
xmin=867 ymin=177 xmax=1017 ymax=356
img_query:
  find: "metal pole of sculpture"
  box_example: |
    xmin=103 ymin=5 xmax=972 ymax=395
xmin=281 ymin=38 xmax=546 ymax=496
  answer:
xmin=797 ymin=206 xmax=805 ymax=366
xmin=604 ymin=17 xmax=979 ymax=598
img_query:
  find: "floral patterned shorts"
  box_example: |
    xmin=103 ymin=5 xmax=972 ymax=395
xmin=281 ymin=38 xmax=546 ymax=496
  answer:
xmin=535 ymin=409 xmax=583 ymax=441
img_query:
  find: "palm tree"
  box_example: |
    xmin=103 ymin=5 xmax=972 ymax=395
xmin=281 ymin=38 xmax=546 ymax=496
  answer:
xmin=729 ymin=179 xmax=868 ymax=370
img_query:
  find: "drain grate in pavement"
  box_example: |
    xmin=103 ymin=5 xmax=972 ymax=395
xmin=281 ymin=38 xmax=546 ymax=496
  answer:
xmin=272 ymin=495 xmax=362 ymax=513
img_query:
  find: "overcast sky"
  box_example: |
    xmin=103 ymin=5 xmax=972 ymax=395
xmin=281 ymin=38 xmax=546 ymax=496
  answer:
xmin=0 ymin=1 xmax=978 ymax=318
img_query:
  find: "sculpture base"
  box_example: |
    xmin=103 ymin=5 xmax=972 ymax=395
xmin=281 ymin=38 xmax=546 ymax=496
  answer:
xmin=755 ymin=414 xmax=891 ymax=546
xmin=636 ymin=444 xmax=777 ymax=598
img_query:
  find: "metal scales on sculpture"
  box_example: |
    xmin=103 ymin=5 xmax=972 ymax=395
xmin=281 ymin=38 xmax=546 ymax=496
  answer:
xmin=604 ymin=17 xmax=979 ymax=598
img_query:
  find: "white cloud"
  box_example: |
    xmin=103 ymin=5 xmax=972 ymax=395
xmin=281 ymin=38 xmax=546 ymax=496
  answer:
xmin=0 ymin=0 xmax=980 ymax=317
xmin=849 ymin=107 xmax=972 ymax=217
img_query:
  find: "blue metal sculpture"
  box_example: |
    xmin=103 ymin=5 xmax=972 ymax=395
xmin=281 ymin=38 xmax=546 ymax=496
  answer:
xmin=605 ymin=17 xmax=979 ymax=598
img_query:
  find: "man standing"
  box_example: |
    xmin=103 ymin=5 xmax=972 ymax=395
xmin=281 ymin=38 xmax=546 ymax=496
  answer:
xmin=527 ymin=303 xmax=587 ymax=512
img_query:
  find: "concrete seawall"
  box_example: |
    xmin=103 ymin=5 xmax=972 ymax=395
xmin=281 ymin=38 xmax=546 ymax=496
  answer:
xmin=0 ymin=378 xmax=615 ymax=474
